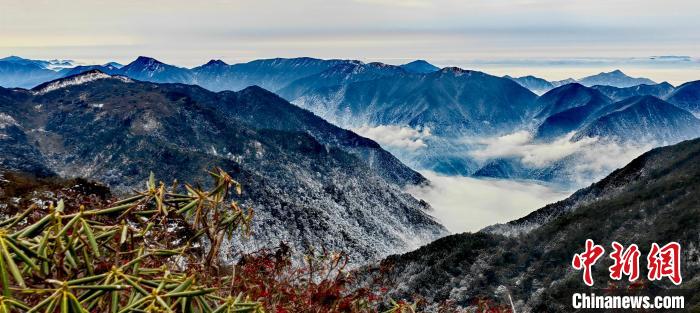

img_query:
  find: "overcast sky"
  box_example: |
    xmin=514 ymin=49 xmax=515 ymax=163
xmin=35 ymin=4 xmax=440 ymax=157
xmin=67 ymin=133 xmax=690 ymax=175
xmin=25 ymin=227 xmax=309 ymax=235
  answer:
xmin=2 ymin=0 xmax=699 ymax=83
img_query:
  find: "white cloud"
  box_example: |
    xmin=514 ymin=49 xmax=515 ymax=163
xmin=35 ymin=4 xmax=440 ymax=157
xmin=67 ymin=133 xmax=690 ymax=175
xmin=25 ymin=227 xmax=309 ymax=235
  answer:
xmin=570 ymin=140 xmax=654 ymax=185
xmin=353 ymin=125 xmax=431 ymax=151
xmin=467 ymin=130 xmax=656 ymax=186
xmin=406 ymin=171 xmax=570 ymax=233
xmin=468 ymin=131 xmax=598 ymax=167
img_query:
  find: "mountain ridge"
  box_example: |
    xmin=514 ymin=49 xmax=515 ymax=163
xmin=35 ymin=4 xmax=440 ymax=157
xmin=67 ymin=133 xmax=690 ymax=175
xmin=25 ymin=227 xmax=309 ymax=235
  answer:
xmin=0 ymin=72 xmax=446 ymax=264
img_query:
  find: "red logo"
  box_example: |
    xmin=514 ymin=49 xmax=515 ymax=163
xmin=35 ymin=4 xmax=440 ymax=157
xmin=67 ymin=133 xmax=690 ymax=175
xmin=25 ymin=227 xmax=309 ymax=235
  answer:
xmin=609 ymin=242 xmax=640 ymax=282
xmin=572 ymin=240 xmax=682 ymax=286
xmin=647 ymin=242 xmax=682 ymax=285
xmin=572 ymin=239 xmax=606 ymax=286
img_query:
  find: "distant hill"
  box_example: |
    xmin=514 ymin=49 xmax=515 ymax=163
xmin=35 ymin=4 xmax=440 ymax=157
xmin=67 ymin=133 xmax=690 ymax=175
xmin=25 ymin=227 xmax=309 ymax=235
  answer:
xmin=399 ymin=60 xmax=440 ymax=74
xmin=573 ymin=95 xmax=700 ymax=143
xmin=592 ymin=82 xmax=675 ymax=101
xmin=0 ymin=60 xmax=62 ymax=88
xmin=534 ymin=83 xmax=608 ymax=120
xmin=118 ymin=56 xmax=195 ymax=84
xmin=504 ymin=75 xmax=555 ymax=95
xmin=666 ymin=80 xmax=700 ymax=115
xmin=192 ymin=57 xmax=352 ymax=92
xmin=277 ymin=61 xmax=407 ymax=100
xmin=534 ymin=83 xmax=612 ymax=139
xmin=578 ymin=69 xmax=656 ymax=88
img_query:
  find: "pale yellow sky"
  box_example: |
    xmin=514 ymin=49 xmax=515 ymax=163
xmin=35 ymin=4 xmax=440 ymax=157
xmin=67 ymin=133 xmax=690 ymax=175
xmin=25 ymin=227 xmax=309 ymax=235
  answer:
xmin=1 ymin=0 xmax=699 ymax=84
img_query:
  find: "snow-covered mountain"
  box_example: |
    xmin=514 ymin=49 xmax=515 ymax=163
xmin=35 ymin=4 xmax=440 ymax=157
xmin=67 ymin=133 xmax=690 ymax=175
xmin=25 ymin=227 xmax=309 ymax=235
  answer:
xmin=0 ymin=71 xmax=447 ymax=264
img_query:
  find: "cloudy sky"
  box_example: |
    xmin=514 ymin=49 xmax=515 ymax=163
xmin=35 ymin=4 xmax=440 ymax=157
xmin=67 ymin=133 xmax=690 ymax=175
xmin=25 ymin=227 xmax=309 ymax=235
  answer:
xmin=2 ymin=0 xmax=699 ymax=83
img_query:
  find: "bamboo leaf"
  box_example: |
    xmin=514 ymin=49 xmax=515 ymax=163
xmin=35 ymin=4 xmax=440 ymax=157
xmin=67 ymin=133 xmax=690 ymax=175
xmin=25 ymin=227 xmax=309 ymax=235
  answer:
xmin=0 ymin=239 xmax=25 ymax=288
xmin=81 ymin=219 xmax=100 ymax=257
xmin=148 ymin=172 xmax=156 ymax=190
xmin=57 ymin=213 xmax=81 ymax=238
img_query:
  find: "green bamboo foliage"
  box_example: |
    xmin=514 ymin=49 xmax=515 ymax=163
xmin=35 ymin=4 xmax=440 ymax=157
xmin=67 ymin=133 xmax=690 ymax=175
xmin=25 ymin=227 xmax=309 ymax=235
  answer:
xmin=0 ymin=168 xmax=262 ymax=312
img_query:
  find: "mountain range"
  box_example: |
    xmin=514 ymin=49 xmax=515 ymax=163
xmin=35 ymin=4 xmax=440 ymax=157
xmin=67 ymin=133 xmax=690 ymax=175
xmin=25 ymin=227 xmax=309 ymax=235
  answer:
xmin=363 ymin=137 xmax=700 ymax=311
xmin=291 ymin=67 xmax=540 ymax=175
xmin=3 ymin=56 xmax=700 ymax=186
xmin=506 ymin=70 xmax=659 ymax=94
xmin=0 ymin=70 xmax=446 ymax=264
xmin=474 ymin=83 xmax=700 ymax=184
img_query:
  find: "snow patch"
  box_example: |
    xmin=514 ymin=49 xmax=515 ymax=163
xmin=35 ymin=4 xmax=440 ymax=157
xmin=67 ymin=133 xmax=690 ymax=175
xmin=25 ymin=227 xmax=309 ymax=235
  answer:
xmin=33 ymin=72 xmax=132 ymax=95
xmin=141 ymin=117 xmax=160 ymax=132
xmin=0 ymin=113 xmax=18 ymax=129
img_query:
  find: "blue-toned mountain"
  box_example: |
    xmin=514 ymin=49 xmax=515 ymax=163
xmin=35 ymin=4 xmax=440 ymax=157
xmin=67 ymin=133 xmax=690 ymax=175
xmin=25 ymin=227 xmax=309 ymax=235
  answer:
xmin=578 ymin=69 xmax=655 ymax=88
xmin=277 ymin=61 xmax=407 ymax=100
xmin=505 ymin=75 xmax=555 ymax=95
xmin=192 ymin=57 xmax=352 ymax=92
xmin=534 ymin=84 xmax=612 ymax=139
xmin=399 ymin=60 xmax=440 ymax=74
xmin=573 ymin=95 xmax=700 ymax=143
xmin=118 ymin=56 xmax=195 ymax=84
xmin=592 ymin=82 xmax=675 ymax=102
xmin=666 ymin=80 xmax=700 ymax=115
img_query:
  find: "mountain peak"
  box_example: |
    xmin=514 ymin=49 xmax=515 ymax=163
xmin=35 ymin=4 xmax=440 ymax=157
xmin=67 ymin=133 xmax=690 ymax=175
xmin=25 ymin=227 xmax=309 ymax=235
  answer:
xmin=131 ymin=56 xmax=163 ymax=66
xmin=400 ymin=59 xmax=440 ymax=74
xmin=204 ymin=59 xmax=228 ymax=67
xmin=579 ymin=69 xmax=656 ymax=88
xmin=438 ymin=67 xmax=470 ymax=74
xmin=104 ymin=62 xmax=123 ymax=69
xmin=0 ymin=56 xmax=26 ymax=62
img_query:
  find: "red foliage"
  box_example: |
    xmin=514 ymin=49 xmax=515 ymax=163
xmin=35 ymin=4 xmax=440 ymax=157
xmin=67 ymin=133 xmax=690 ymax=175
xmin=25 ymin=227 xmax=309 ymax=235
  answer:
xmin=227 ymin=244 xmax=381 ymax=312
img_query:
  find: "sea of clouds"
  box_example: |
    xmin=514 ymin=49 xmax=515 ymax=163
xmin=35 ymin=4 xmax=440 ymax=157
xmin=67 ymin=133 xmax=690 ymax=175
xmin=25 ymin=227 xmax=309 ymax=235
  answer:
xmin=357 ymin=126 xmax=658 ymax=233
xmin=406 ymin=171 xmax=570 ymax=233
